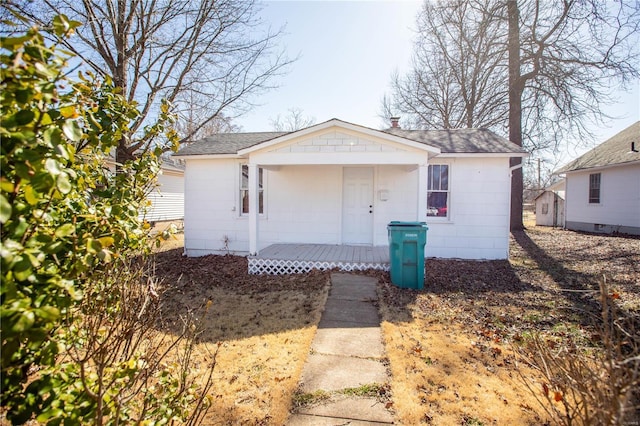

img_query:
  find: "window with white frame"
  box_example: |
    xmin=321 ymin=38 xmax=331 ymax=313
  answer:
xmin=240 ymin=164 xmax=264 ymax=214
xmin=589 ymin=173 xmax=600 ymax=204
xmin=427 ymin=164 xmax=449 ymax=217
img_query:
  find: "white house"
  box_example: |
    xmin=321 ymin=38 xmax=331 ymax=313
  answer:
xmin=535 ymin=179 xmax=565 ymax=227
xmin=554 ymin=121 xmax=640 ymax=235
xmin=106 ymin=156 xmax=185 ymax=225
xmin=174 ymin=118 xmax=527 ymax=269
xmin=143 ymin=159 xmax=185 ymax=224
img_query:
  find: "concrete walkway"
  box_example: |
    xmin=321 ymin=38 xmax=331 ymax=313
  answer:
xmin=287 ymin=273 xmax=394 ymax=425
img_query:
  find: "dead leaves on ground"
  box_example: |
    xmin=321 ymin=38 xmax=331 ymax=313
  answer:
xmin=377 ymin=228 xmax=639 ymax=425
xmin=149 ymin=247 xmax=331 ymax=425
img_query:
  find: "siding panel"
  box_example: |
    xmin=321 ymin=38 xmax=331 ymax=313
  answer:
xmin=184 ymin=157 xmax=514 ymax=259
xmin=143 ymin=171 xmax=184 ymax=222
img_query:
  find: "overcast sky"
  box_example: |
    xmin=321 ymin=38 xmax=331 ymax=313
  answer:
xmin=235 ymin=0 xmax=639 ymax=160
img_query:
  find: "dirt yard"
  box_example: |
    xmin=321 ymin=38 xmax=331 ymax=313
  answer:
xmin=378 ymin=226 xmax=639 ymax=424
xmin=152 ymin=240 xmax=331 ymax=425
xmin=152 ymin=227 xmax=638 ymax=424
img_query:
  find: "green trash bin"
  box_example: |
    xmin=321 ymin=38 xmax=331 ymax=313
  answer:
xmin=387 ymin=221 xmax=428 ymax=289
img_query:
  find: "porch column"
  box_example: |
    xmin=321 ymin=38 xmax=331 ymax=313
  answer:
xmin=248 ymin=163 xmax=259 ymax=255
xmin=417 ymin=163 xmax=428 ymax=220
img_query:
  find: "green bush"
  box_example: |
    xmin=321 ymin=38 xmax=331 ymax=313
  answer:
xmin=0 ymin=15 xmax=204 ymax=424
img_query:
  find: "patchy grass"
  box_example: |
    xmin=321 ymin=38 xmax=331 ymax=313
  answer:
xmin=151 ymin=243 xmax=330 ymax=425
xmin=291 ymin=390 xmax=331 ymax=409
xmin=149 ymin=228 xmax=638 ymax=424
xmin=291 ymin=383 xmax=392 ymax=412
xmin=339 ymin=382 xmax=387 ymax=398
xmin=377 ymin=227 xmax=639 ymax=425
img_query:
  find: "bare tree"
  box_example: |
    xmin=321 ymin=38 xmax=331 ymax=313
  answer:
xmin=387 ymin=0 xmax=640 ymax=230
xmin=378 ymin=94 xmax=395 ymax=129
xmin=174 ymin=87 xmax=241 ymax=143
xmin=507 ymin=0 xmax=639 ymax=229
xmin=269 ymin=107 xmax=316 ymax=131
xmin=524 ymin=156 xmax=564 ymax=190
xmin=508 ymin=0 xmax=525 ymax=230
xmin=389 ymin=0 xmax=508 ymax=131
xmin=7 ymin=0 xmax=292 ymax=163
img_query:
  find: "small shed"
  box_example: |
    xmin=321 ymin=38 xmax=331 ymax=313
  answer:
xmin=535 ymin=179 xmax=565 ymax=227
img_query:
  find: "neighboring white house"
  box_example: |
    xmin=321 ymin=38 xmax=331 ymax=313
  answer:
xmin=174 ymin=119 xmax=528 ymax=260
xmin=535 ymin=179 xmax=565 ymax=227
xmin=143 ymin=158 xmax=185 ymax=224
xmin=554 ymin=121 xmax=640 ymax=235
xmin=105 ymin=155 xmax=185 ymax=224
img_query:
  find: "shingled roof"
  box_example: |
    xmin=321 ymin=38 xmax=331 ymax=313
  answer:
xmin=555 ymin=121 xmax=640 ymax=174
xmin=175 ymin=119 xmax=526 ymax=156
xmin=176 ymin=131 xmax=288 ymax=156
xmin=382 ymin=127 xmax=525 ymax=154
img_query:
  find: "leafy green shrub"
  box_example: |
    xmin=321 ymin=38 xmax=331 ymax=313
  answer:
xmin=1 ymin=14 xmax=211 ymax=424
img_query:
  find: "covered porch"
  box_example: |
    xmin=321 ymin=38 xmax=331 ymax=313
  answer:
xmin=248 ymin=243 xmax=390 ymax=274
xmin=239 ymin=121 xmax=441 ymax=256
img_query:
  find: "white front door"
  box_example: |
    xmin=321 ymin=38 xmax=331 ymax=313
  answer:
xmin=342 ymin=167 xmax=374 ymax=245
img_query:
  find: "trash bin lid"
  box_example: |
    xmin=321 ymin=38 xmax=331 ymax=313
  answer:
xmin=388 ymin=221 xmax=428 ymax=226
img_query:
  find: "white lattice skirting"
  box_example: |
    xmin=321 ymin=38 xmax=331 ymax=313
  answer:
xmin=248 ymin=258 xmax=390 ymax=275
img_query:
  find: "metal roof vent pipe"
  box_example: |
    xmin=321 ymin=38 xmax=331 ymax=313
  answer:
xmin=390 ymin=116 xmax=401 ymax=129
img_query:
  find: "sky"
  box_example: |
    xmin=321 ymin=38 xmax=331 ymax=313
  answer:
xmin=236 ymin=0 xmax=640 ymax=163
xmin=236 ymin=1 xmax=422 ymax=131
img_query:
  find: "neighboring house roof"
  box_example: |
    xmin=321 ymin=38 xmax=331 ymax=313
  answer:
xmin=533 ymin=179 xmax=566 ymax=201
xmin=160 ymin=158 xmax=185 ymax=174
xmin=555 ymin=121 xmax=640 ymax=174
xmin=175 ymin=118 xmax=526 ymax=156
xmin=534 ymin=190 xmax=565 ymax=202
xmin=546 ymin=178 xmax=566 ymax=192
xmin=104 ymin=155 xmax=186 ymax=174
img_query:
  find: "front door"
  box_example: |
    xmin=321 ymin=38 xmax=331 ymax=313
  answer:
xmin=342 ymin=167 xmax=374 ymax=245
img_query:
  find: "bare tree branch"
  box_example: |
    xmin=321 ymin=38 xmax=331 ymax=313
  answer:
xmin=386 ymin=0 xmax=639 ymax=147
xmin=386 ymin=0 xmax=508 ymax=131
xmin=7 ymin=0 xmax=293 ymax=162
xmin=384 ymin=0 xmax=639 ymax=229
xmin=269 ymin=107 xmax=316 ymax=132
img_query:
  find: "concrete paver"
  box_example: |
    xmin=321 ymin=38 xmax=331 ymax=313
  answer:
xmin=296 ymin=398 xmax=394 ymax=423
xmin=299 ymin=353 xmax=388 ymax=392
xmin=326 ymin=274 xmax=378 ymax=301
xmin=288 ymin=414 xmax=392 ymax=426
xmin=317 ymin=298 xmax=380 ymax=326
xmin=311 ymin=327 xmax=384 ymax=358
xmin=287 ymin=272 xmax=394 ymax=425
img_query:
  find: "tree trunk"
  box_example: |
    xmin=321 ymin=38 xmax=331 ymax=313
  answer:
xmin=508 ymin=0 xmax=524 ymax=231
xmin=115 ymin=142 xmax=135 ymax=168
xmin=113 ymin=0 xmax=130 ymax=168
